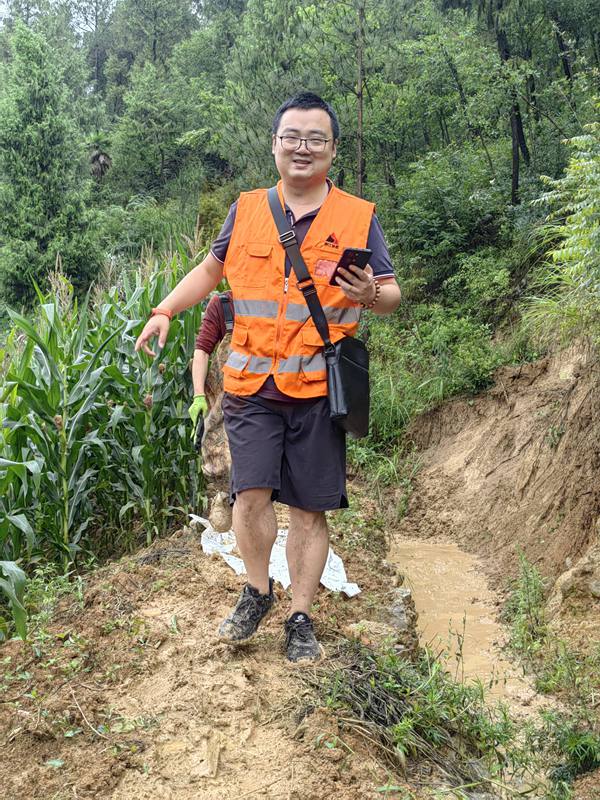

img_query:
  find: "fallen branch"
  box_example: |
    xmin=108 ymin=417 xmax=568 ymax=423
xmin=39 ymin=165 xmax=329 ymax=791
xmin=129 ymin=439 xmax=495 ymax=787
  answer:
xmin=69 ymin=688 xmax=109 ymax=740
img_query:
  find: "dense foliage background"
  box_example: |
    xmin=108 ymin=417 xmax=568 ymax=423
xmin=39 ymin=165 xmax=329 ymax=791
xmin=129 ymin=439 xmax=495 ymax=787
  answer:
xmin=0 ymin=0 xmax=598 ymax=306
xmin=1 ymin=0 xmax=600 ymax=631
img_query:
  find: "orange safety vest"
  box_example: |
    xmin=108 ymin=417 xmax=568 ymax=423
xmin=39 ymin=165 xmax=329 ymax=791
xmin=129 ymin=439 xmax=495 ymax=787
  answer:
xmin=222 ymin=181 xmax=374 ymax=399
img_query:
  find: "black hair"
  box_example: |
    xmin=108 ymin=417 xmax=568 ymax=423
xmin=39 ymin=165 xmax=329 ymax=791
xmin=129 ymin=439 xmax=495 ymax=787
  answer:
xmin=272 ymin=92 xmax=340 ymax=140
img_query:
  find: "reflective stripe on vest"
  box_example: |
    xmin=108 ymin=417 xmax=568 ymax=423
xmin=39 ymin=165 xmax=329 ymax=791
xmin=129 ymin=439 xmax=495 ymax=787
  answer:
xmin=225 ymin=351 xmax=273 ymax=374
xmin=233 ymin=299 xmax=279 ymax=319
xmin=284 ymin=303 xmax=361 ymax=325
xmin=278 ymin=352 xmax=326 ymax=374
xmin=222 ymin=181 xmax=374 ymax=399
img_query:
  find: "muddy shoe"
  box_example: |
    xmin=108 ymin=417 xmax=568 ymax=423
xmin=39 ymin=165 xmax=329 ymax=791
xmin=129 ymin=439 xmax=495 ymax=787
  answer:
xmin=284 ymin=612 xmax=324 ymax=664
xmin=218 ymin=578 xmax=275 ymax=643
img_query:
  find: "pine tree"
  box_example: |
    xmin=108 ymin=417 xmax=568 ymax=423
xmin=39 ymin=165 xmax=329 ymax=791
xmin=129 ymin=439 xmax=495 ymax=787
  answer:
xmin=0 ymin=22 xmax=101 ymax=305
xmin=108 ymin=60 xmax=181 ymax=197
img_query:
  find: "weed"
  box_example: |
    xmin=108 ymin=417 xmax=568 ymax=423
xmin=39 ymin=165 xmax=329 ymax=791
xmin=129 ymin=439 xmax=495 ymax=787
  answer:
xmin=310 ymin=640 xmax=528 ymax=791
xmin=314 ymin=732 xmax=355 ymax=754
xmin=98 ymin=707 xmax=159 ymax=736
xmin=329 ymin=501 xmax=386 ymax=554
xmin=504 ymin=552 xmax=600 ymax=705
xmin=503 ymin=550 xmax=548 ymax=655
xmin=546 ymin=424 xmax=565 ymax=449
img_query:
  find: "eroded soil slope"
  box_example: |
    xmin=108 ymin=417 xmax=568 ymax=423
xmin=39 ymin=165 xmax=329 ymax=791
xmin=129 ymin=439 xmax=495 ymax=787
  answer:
xmin=396 ymin=347 xmax=600 ymax=647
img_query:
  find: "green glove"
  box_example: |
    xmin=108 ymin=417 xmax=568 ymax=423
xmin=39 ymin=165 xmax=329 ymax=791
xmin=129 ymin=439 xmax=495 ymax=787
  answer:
xmin=188 ymin=394 xmax=208 ymax=438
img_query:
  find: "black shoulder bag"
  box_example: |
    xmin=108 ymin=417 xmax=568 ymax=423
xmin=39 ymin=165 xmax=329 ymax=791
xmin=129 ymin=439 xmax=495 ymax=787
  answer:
xmin=267 ymin=186 xmax=370 ymax=440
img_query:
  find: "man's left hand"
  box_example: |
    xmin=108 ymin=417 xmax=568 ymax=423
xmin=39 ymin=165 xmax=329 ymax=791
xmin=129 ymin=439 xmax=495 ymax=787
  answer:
xmin=334 ymin=264 xmax=377 ymax=306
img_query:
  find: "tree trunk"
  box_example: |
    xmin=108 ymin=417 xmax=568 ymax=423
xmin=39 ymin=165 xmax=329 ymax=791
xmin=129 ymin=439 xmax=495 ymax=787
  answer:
xmin=437 ymin=110 xmax=450 ymax=146
xmin=356 ymin=0 xmax=365 ymax=198
xmin=441 ymin=44 xmax=495 ymax=175
xmin=524 ymin=45 xmax=540 ymax=123
xmin=510 ymin=104 xmax=520 ymax=205
xmin=514 ymin=101 xmax=530 ymax=165
xmin=423 ymin=124 xmax=431 ymax=148
xmin=592 ymin=32 xmax=600 ymax=72
xmin=496 ymin=23 xmax=529 ymax=194
xmin=551 ymin=15 xmax=573 ymax=83
xmin=152 ymin=9 xmax=158 ymax=63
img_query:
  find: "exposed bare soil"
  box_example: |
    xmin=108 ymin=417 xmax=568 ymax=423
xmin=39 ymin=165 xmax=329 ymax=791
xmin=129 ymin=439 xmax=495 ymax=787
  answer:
xmin=396 ymin=347 xmax=600 ymax=651
xmin=0 ymin=522 xmax=417 ymax=800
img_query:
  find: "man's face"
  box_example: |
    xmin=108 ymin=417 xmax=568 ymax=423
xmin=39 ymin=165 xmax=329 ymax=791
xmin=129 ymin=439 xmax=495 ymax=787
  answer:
xmin=272 ymin=107 xmax=337 ymax=185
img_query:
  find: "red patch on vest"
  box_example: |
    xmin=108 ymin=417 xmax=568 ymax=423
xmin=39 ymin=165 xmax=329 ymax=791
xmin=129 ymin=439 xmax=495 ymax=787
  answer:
xmin=314 ymin=258 xmax=338 ymax=278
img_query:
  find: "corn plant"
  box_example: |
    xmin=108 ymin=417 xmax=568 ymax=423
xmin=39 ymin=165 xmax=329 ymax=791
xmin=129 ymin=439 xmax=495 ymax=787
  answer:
xmin=0 ymin=247 xmax=206 ymax=635
xmin=0 ymin=561 xmax=27 ymax=640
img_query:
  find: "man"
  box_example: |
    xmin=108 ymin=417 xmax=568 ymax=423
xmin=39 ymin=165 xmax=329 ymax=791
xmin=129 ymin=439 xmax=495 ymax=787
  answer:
xmin=188 ymin=291 xmax=234 ymax=532
xmin=135 ymin=92 xmax=401 ymax=664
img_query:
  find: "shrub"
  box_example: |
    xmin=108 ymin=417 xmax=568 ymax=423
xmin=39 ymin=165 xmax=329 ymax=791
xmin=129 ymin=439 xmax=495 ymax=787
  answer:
xmin=365 ymin=305 xmax=499 ymax=452
xmin=526 ymin=119 xmax=600 ymax=344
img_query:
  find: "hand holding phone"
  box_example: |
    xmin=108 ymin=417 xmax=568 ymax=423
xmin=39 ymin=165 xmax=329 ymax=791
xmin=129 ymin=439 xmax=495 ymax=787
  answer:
xmin=329 ymin=247 xmax=373 ymax=286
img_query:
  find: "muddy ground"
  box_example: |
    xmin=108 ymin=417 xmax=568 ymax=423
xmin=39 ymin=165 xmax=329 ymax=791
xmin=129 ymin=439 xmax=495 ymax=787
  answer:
xmin=1 ymin=518 xmax=422 ymax=800
xmin=2 ymin=346 xmax=600 ymax=799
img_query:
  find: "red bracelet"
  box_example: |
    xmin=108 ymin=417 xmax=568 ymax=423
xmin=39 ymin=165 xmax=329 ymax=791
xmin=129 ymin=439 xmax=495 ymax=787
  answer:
xmin=360 ymin=281 xmax=381 ymax=309
xmin=150 ymin=307 xmax=174 ymax=320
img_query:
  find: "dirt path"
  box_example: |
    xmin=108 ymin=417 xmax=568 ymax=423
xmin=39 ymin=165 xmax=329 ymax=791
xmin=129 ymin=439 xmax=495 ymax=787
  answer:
xmin=389 ymin=538 xmax=559 ymax=722
xmin=395 ymin=348 xmax=600 ymax=647
xmin=0 ymin=526 xmax=410 ymax=800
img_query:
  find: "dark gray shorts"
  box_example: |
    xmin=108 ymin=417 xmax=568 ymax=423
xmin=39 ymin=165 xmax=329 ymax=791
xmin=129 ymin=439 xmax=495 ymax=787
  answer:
xmin=222 ymin=393 xmax=348 ymax=512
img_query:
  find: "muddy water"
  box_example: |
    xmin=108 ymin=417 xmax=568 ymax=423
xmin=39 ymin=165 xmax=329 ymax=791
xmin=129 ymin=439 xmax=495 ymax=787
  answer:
xmin=390 ymin=539 xmax=534 ymax=703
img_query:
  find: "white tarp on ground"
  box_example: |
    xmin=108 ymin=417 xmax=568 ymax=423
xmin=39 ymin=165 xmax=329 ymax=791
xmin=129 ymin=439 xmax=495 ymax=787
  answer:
xmin=190 ymin=515 xmax=361 ymax=597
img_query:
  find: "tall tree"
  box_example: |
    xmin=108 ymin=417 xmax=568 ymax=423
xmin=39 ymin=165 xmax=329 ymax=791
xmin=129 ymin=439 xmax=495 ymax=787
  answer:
xmin=75 ymin=0 xmax=116 ymax=98
xmin=0 ymin=22 xmax=101 ymax=304
xmin=103 ymin=0 xmax=197 ymax=117
xmin=108 ymin=60 xmax=181 ymax=197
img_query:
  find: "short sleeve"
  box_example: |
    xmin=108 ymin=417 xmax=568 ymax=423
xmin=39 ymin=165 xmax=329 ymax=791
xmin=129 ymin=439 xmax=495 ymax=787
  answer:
xmin=210 ymin=200 xmax=238 ymax=264
xmin=366 ymin=214 xmax=395 ymax=280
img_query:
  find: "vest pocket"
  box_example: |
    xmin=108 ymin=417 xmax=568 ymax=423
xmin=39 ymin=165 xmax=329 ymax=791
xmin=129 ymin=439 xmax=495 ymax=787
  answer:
xmin=298 ymin=325 xmax=335 ymax=382
xmin=311 ymin=249 xmax=340 ymax=285
xmin=238 ymin=243 xmax=272 ymax=288
xmin=231 ymin=323 xmax=248 ymax=347
xmin=223 ymin=324 xmax=249 ymax=376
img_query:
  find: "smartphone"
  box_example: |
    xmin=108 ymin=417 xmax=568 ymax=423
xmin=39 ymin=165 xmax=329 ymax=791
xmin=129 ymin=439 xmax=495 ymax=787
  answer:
xmin=329 ymin=247 xmax=373 ymax=286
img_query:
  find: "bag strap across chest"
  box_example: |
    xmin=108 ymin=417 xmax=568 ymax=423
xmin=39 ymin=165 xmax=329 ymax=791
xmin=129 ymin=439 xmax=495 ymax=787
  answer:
xmin=267 ymin=186 xmax=334 ymax=353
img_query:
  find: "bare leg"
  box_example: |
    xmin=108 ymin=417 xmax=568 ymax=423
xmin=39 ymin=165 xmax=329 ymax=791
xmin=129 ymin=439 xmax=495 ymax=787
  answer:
xmin=286 ymin=507 xmax=329 ymax=615
xmin=233 ymin=488 xmax=277 ymax=595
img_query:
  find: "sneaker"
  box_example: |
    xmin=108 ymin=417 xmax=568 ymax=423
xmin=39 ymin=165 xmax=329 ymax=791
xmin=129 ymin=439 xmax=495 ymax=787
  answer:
xmin=218 ymin=578 xmax=275 ymax=643
xmin=284 ymin=612 xmax=324 ymax=664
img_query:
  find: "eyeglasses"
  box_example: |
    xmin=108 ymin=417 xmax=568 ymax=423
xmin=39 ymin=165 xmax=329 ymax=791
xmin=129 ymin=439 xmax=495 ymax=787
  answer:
xmin=277 ymin=135 xmax=331 ymax=153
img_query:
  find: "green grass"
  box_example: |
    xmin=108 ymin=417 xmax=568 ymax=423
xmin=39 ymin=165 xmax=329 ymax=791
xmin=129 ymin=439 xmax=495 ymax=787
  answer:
xmin=500 ymin=553 xmax=600 ymax=796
